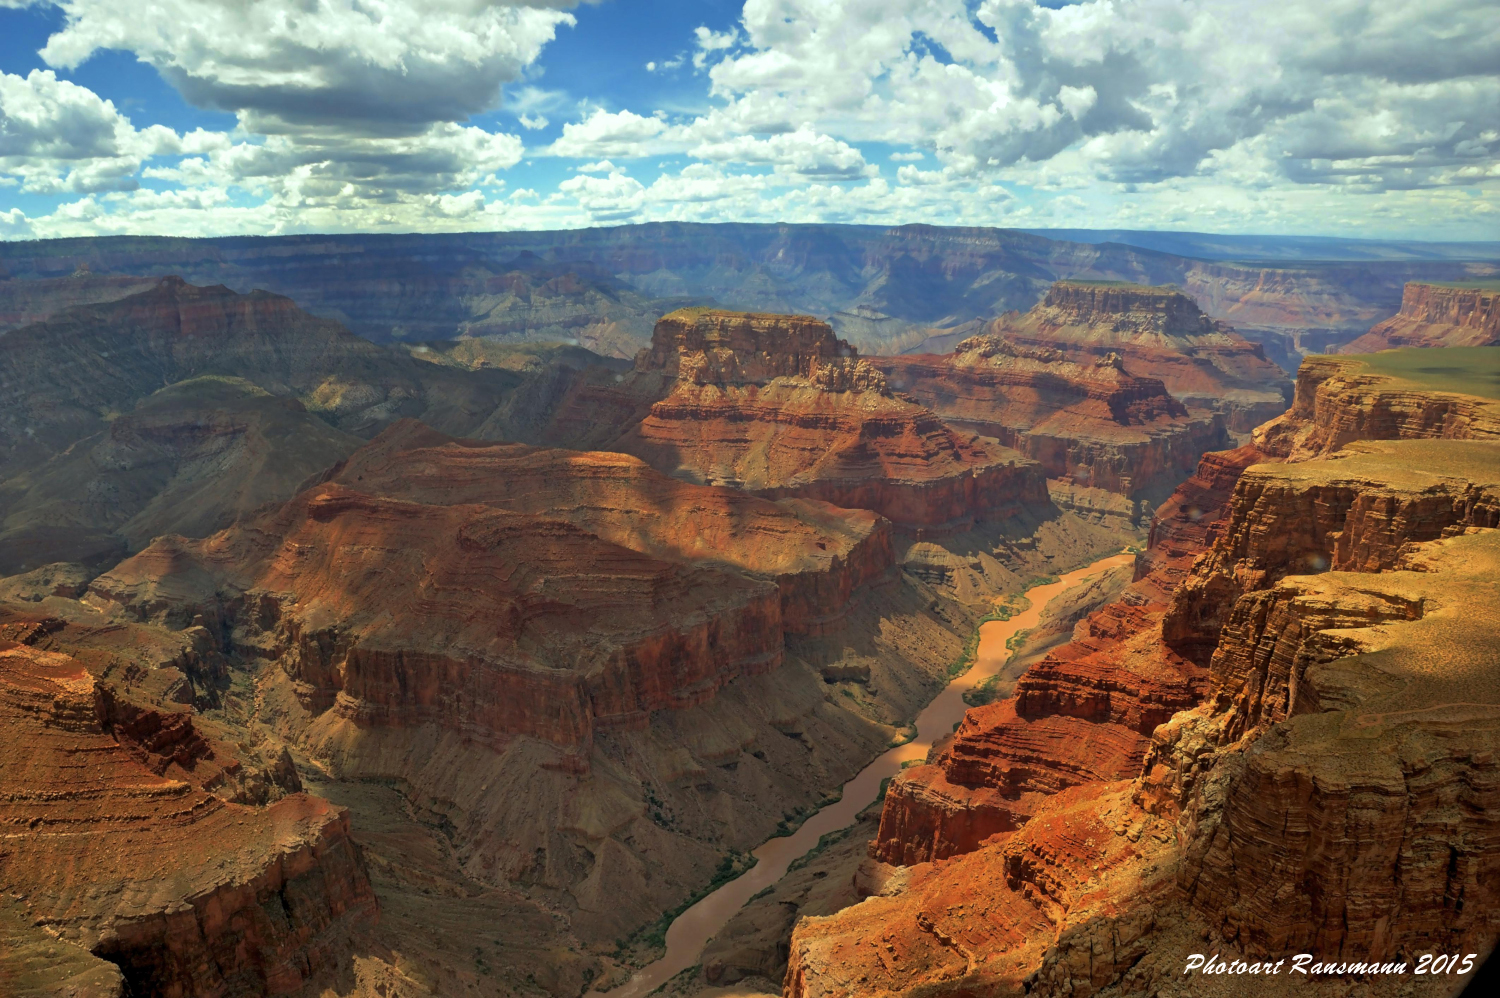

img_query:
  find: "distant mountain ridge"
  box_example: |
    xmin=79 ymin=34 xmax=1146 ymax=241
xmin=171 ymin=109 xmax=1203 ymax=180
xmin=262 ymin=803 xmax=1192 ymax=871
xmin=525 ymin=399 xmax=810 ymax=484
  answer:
xmin=3 ymin=224 xmax=1496 ymax=368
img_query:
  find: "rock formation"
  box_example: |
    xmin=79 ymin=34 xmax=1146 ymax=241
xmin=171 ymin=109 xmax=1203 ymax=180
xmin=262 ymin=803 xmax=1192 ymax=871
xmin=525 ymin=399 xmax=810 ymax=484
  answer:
xmin=1254 ymin=351 xmax=1500 ymax=461
xmin=876 ymin=335 xmax=1226 ymax=500
xmin=78 ymin=420 xmax=992 ymax=953
xmin=615 ymin=309 xmax=1049 ymax=532
xmin=785 ymin=346 xmax=1500 ymax=998
xmin=989 ymin=281 xmax=1292 ymax=432
xmin=1345 ymin=281 xmax=1500 ymax=352
xmin=0 ymin=377 xmax=362 ymax=576
xmin=0 ymin=617 xmax=376 ymax=996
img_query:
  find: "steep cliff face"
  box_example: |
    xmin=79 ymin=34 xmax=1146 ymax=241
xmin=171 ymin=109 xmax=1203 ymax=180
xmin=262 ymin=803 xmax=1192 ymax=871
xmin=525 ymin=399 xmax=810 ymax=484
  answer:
xmin=867 ymin=443 xmax=1262 ymax=870
xmin=1150 ymin=528 xmax=1500 ymax=966
xmin=992 ymin=281 xmax=1292 ymax=432
xmin=0 ymin=639 xmax=376 ymax=997
xmin=616 ymin=309 xmax=1051 ymax=532
xmin=876 ymin=335 xmax=1226 ymax=498
xmin=1165 ymin=439 xmax=1500 ymax=660
xmin=90 ymin=479 xmax=788 ymax=763
xmin=788 ymin=354 xmax=1500 ymax=998
xmin=1254 ymin=350 xmax=1500 ymax=461
xmin=1345 ymin=282 xmax=1500 ymax=353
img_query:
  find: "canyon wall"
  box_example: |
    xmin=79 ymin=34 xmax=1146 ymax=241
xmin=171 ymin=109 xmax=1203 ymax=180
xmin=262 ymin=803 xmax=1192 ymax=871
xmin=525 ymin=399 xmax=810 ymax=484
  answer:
xmin=785 ymin=346 xmax=1500 ymax=998
xmin=0 ymin=628 xmax=375 ymax=997
xmin=1345 ymin=282 xmax=1500 ymax=352
xmin=877 ymin=334 xmax=1226 ymax=499
xmin=616 ymin=309 xmax=1052 ymax=533
xmin=991 ymin=281 xmax=1292 ymax=432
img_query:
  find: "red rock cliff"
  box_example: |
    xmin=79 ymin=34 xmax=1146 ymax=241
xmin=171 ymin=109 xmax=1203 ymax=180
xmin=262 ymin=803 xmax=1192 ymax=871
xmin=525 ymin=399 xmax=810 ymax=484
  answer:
xmin=1346 ymin=282 xmax=1500 ymax=352
xmin=876 ymin=335 xmax=1226 ymax=497
xmin=620 ymin=308 xmax=1050 ymax=532
xmin=991 ymin=281 xmax=1291 ymax=432
xmin=0 ymin=640 xmax=375 ymax=997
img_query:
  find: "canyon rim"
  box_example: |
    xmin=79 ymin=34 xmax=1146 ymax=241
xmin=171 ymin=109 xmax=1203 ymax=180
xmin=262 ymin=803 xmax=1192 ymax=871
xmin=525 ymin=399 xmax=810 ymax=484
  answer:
xmin=2 ymin=2 xmax=1499 ymax=997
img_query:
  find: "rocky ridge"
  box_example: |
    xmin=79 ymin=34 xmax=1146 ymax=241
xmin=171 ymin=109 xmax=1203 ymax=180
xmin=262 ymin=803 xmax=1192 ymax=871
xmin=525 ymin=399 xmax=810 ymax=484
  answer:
xmin=562 ymin=308 xmax=1052 ymax=533
xmin=991 ymin=281 xmax=1292 ymax=432
xmin=784 ymin=347 xmax=1500 ymax=998
xmin=876 ymin=334 xmax=1227 ymax=500
xmin=0 ymin=616 xmax=375 ymax=997
xmin=1345 ymin=282 xmax=1500 ymax=352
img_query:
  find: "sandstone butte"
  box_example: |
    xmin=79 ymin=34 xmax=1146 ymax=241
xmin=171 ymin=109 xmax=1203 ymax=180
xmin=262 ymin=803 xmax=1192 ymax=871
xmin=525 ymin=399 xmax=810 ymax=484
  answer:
xmin=539 ymin=307 xmax=1051 ymax=533
xmin=874 ymin=334 xmax=1227 ymax=502
xmin=75 ymin=418 xmax=1002 ymax=954
xmin=986 ymin=280 xmax=1292 ymax=433
xmin=785 ymin=346 xmax=1500 ymax=998
xmin=86 ymin=419 xmax=897 ymax=766
xmin=0 ymin=610 xmax=376 ymax=998
xmin=1345 ymin=281 xmax=1500 ymax=353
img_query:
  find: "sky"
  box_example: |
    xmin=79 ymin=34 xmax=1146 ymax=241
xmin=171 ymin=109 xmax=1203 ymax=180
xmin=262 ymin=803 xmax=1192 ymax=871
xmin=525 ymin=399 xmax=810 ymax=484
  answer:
xmin=0 ymin=0 xmax=1496 ymax=242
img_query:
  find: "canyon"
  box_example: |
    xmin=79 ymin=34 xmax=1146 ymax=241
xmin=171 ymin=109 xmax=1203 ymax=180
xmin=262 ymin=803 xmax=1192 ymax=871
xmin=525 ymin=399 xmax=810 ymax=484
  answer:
xmin=780 ymin=345 xmax=1500 ymax=998
xmin=0 ymin=227 xmax=1495 ymax=998
xmin=3 ymin=225 xmax=1494 ymax=365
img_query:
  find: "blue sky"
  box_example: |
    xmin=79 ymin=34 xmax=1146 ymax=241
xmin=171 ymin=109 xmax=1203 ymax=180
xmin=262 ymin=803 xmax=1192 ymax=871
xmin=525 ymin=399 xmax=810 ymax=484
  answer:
xmin=1 ymin=0 xmax=1496 ymax=241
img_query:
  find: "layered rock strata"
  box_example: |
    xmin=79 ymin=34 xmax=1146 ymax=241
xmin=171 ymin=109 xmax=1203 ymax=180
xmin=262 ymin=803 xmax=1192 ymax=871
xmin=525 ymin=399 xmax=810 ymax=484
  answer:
xmin=1255 ymin=351 xmax=1500 ymax=460
xmin=0 ymin=637 xmax=375 ymax=997
xmin=1345 ymin=282 xmax=1500 ymax=352
xmin=1165 ymin=439 xmax=1500 ymax=659
xmin=876 ymin=335 xmax=1226 ymax=498
xmin=991 ymin=281 xmax=1292 ymax=432
xmin=617 ymin=309 xmax=1048 ymax=532
xmin=869 ymin=443 xmax=1265 ymax=869
xmin=786 ymin=357 xmax=1500 ymax=998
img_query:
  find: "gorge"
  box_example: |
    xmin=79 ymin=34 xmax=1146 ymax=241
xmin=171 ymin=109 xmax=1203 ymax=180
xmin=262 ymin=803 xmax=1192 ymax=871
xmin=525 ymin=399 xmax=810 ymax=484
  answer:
xmin=0 ymin=227 xmax=1495 ymax=998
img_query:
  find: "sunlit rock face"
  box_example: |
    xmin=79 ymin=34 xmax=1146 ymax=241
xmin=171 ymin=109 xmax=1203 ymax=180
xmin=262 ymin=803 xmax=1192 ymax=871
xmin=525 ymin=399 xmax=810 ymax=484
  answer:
xmin=1345 ymin=282 xmax=1500 ymax=352
xmin=987 ymin=281 xmax=1292 ymax=432
xmin=619 ymin=308 xmax=1051 ymax=532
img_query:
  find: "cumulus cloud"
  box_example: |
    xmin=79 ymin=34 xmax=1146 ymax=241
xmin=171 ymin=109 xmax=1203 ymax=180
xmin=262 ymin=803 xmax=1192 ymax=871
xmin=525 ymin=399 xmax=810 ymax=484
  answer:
xmin=37 ymin=0 xmax=579 ymax=136
xmin=1 ymin=69 xmax=226 ymax=193
xmin=691 ymin=126 xmax=872 ymax=179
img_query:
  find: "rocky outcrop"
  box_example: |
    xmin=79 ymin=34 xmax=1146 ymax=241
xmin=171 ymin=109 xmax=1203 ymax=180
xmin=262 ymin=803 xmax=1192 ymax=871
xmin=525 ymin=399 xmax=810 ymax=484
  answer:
xmin=1154 ymin=528 xmax=1500 ymax=963
xmin=617 ymin=309 xmax=1050 ymax=532
xmin=877 ymin=336 xmax=1226 ymax=498
xmin=1164 ymin=439 xmax=1500 ymax=660
xmin=1255 ymin=352 xmax=1500 ymax=460
xmin=791 ymin=355 xmax=1500 ymax=998
xmin=0 ymin=639 xmax=376 ymax=997
xmin=1345 ymin=282 xmax=1500 ymax=352
xmin=991 ymin=281 xmax=1292 ymax=432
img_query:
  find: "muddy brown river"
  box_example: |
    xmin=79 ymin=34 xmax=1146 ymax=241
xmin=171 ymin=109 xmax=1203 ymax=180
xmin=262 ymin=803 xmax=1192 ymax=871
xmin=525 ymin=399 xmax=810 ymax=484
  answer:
xmin=592 ymin=551 xmax=1135 ymax=997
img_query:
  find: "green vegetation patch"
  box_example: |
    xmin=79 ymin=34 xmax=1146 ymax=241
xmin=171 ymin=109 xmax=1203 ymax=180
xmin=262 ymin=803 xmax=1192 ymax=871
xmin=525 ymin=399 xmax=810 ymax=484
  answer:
xmin=1339 ymin=346 xmax=1500 ymax=402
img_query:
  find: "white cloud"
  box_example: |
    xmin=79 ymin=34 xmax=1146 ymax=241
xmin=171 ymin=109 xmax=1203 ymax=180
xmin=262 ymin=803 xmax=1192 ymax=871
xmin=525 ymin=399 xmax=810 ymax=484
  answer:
xmin=0 ymin=69 xmax=227 ymax=193
xmin=691 ymin=126 xmax=872 ymax=179
xmin=574 ymin=159 xmax=618 ymax=173
xmin=37 ymin=0 xmax=579 ymax=136
xmin=547 ymin=108 xmax=678 ymax=158
xmin=517 ymin=113 xmax=549 ymax=130
xmin=559 ymin=169 xmax=646 ymax=221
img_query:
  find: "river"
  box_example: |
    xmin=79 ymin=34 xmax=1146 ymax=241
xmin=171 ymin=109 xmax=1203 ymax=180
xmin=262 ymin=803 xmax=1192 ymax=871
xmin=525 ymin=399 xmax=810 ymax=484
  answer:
xmin=591 ymin=550 xmax=1136 ymax=998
